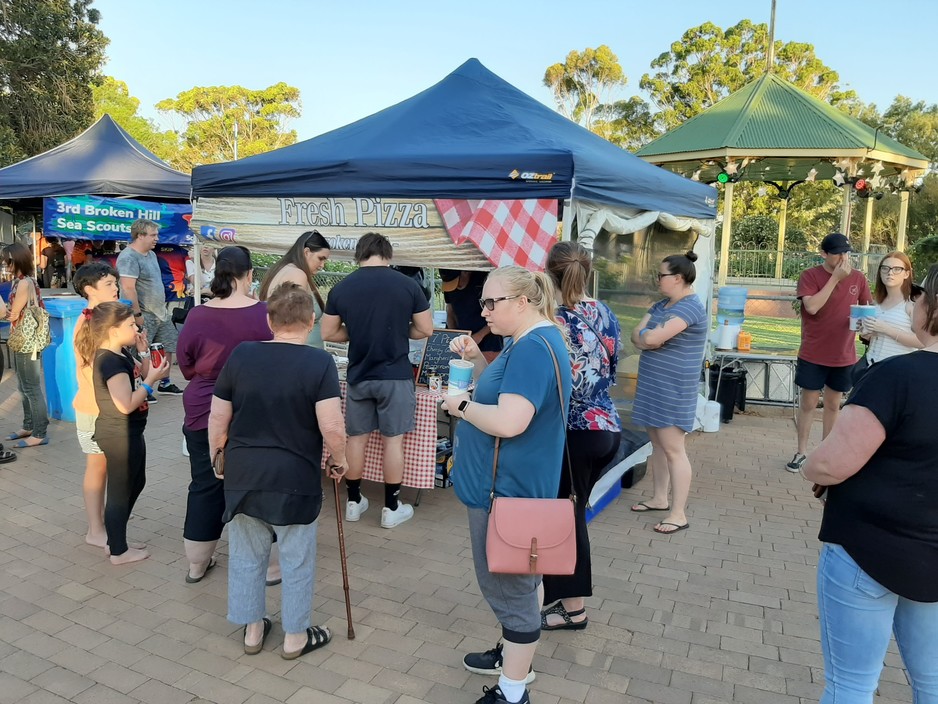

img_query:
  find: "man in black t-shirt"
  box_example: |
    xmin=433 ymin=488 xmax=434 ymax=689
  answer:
xmin=440 ymin=269 xmax=503 ymax=362
xmin=321 ymin=233 xmax=433 ymax=530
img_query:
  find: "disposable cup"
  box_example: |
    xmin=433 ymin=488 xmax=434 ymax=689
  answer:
xmin=447 ymin=359 xmax=473 ymax=395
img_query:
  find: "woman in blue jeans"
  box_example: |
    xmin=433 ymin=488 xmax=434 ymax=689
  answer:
xmin=3 ymin=243 xmax=49 ymax=448
xmin=804 ymin=265 xmax=938 ymax=703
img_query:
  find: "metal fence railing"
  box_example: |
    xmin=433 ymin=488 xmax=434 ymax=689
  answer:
xmin=718 ymin=249 xmax=886 ymax=283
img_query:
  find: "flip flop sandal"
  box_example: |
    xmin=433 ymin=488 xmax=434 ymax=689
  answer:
xmin=5 ymin=432 xmax=30 ymax=441
xmin=630 ymin=502 xmax=670 ymax=513
xmin=13 ymin=438 xmax=48 ymax=448
xmin=281 ymin=625 xmax=331 ymax=660
xmin=243 ymin=617 xmax=272 ymax=655
xmin=266 ymin=577 xmax=282 ymax=587
xmin=0 ymin=450 xmax=16 ymax=464
xmin=653 ymin=522 xmax=690 ymax=534
xmin=540 ymin=603 xmax=589 ymax=631
xmin=185 ymin=557 xmax=217 ymax=584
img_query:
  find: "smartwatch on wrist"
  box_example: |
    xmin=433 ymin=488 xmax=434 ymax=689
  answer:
xmin=457 ymin=399 xmax=471 ymax=418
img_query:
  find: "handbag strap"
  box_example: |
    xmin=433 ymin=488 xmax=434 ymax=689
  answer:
xmin=559 ymin=304 xmax=611 ymax=362
xmin=488 ymin=332 xmax=574 ymax=511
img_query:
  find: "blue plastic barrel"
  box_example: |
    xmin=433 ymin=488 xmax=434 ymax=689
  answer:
xmin=716 ymin=287 xmax=748 ymax=326
xmin=42 ymin=296 xmax=86 ymax=422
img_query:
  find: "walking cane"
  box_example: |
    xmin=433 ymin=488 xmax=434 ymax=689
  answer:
xmin=332 ymin=477 xmax=355 ymax=640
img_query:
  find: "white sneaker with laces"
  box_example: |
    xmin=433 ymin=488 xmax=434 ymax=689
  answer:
xmin=381 ymin=502 xmax=414 ymax=528
xmin=345 ymin=496 xmax=369 ymax=522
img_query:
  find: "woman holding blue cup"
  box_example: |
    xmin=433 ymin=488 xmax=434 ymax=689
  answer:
xmin=442 ymin=266 xmax=572 ymax=704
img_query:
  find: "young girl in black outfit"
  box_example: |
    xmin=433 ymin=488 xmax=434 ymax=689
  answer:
xmin=76 ymin=302 xmax=169 ymax=565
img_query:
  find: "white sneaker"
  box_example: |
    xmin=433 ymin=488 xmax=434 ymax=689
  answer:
xmin=345 ymin=496 xmax=369 ymax=522
xmin=381 ymin=502 xmax=414 ymax=528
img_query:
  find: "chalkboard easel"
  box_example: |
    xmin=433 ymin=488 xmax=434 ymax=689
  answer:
xmin=416 ymin=328 xmax=471 ymax=387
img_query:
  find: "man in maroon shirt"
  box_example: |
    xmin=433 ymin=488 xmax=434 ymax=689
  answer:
xmin=787 ymin=233 xmax=872 ymax=473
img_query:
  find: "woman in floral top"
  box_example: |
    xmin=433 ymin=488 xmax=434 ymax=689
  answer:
xmin=541 ymin=241 xmax=622 ymax=631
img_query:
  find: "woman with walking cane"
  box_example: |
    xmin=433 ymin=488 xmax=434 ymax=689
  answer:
xmin=209 ymin=283 xmax=347 ymax=658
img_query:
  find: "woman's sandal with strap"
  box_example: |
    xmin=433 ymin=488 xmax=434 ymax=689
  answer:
xmin=540 ymin=602 xmax=589 ymax=631
xmin=281 ymin=625 xmax=331 ymax=660
xmin=243 ymin=617 xmax=272 ymax=655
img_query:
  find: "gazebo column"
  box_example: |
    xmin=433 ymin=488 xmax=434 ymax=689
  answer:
xmin=718 ymin=181 xmax=735 ymax=287
xmin=839 ymin=186 xmax=852 ymax=235
xmin=897 ymin=190 xmax=910 ymax=252
xmin=861 ymin=197 xmax=874 ymax=274
xmin=774 ymin=195 xmax=788 ymax=280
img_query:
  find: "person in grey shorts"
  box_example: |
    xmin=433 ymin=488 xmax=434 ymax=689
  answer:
xmin=321 ymin=233 xmax=433 ymax=529
xmin=117 ymin=219 xmax=183 ymax=397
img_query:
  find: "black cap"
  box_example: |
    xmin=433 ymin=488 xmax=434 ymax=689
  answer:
xmin=821 ymin=233 xmax=851 ymax=254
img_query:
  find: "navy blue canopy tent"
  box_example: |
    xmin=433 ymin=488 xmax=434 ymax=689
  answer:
xmin=192 ymin=59 xmax=715 ymax=219
xmin=0 ymin=115 xmax=190 ymax=201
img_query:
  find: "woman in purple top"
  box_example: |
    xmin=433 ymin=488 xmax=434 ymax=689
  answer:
xmin=177 ymin=246 xmax=272 ymax=582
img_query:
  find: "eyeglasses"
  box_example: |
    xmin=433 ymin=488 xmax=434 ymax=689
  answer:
xmin=657 ymin=272 xmax=678 ymax=281
xmin=479 ymin=295 xmax=520 ymax=311
xmin=879 ymin=266 xmax=908 ymax=275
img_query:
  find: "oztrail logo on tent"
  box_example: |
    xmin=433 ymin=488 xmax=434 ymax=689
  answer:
xmin=509 ymin=169 xmax=554 ymax=182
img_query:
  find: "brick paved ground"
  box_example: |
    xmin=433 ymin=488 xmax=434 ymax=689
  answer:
xmin=0 ymin=370 xmax=914 ymax=703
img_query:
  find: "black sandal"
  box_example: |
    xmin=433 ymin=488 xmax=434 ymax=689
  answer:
xmin=0 ymin=449 xmax=16 ymax=464
xmin=243 ymin=617 xmax=272 ymax=655
xmin=541 ymin=602 xmax=589 ymax=631
xmin=281 ymin=625 xmax=331 ymax=660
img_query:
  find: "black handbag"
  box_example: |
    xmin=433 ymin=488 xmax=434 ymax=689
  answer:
xmin=171 ymin=296 xmax=195 ymax=327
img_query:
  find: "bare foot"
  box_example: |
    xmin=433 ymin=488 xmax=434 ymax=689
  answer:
xmin=7 ymin=430 xmax=31 ymax=440
xmin=85 ymin=531 xmax=108 ymax=548
xmin=266 ymin=565 xmax=281 ymax=584
xmin=109 ymin=547 xmax=150 ymax=565
xmin=104 ymin=542 xmax=147 ymax=555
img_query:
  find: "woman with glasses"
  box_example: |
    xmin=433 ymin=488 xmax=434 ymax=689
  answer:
xmin=854 ymin=252 xmax=922 ymax=385
xmin=442 ymin=267 xmax=572 ymax=704
xmin=803 ymin=266 xmax=938 ymax=703
xmin=628 ymin=251 xmax=708 ymax=535
xmin=259 ymin=231 xmax=330 ymax=347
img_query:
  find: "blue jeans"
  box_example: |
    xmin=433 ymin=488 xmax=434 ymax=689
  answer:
xmin=13 ymin=352 xmax=48 ymax=439
xmin=227 ymin=514 xmax=319 ymax=634
xmin=817 ymin=543 xmax=938 ymax=703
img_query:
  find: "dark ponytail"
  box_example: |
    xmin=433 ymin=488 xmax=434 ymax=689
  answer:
xmin=662 ymin=250 xmax=698 ymax=284
xmin=210 ymin=246 xmax=253 ymax=299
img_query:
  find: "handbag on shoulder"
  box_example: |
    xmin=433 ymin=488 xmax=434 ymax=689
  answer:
xmin=485 ymin=336 xmax=576 ymax=575
xmin=8 ymin=278 xmax=51 ymax=360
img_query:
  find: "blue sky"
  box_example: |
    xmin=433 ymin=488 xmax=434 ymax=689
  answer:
xmin=95 ymin=0 xmax=937 ymax=141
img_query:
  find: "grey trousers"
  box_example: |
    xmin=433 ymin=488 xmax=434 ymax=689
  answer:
xmin=227 ymin=514 xmax=319 ymax=633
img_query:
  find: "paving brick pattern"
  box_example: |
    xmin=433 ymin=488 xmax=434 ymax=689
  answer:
xmin=0 ymin=373 xmax=913 ymax=703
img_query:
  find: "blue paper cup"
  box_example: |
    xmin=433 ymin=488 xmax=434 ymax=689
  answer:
xmin=448 ymin=359 xmax=473 ymax=395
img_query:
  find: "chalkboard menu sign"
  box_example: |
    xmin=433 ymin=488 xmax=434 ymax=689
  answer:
xmin=416 ymin=329 xmax=470 ymax=387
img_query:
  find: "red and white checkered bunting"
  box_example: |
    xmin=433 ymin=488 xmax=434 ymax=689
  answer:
xmin=435 ymin=199 xmax=558 ymax=270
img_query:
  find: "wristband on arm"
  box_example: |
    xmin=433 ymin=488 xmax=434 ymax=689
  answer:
xmin=141 ymin=383 xmax=153 ymax=395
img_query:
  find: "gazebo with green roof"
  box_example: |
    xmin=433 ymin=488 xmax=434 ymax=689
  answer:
xmin=636 ymin=72 xmax=930 ymax=285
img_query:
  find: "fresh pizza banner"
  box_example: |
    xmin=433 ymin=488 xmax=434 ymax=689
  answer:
xmin=191 ymin=196 xmax=558 ymax=271
xmin=44 ymin=195 xmax=193 ymax=245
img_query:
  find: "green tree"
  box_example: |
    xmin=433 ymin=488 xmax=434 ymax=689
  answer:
xmin=156 ymin=83 xmax=301 ymax=169
xmin=543 ymin=45 xmax=627 ymax=131
xmin=591 ymin=96 xmax=659 ymax=150
xmin=93 ymin=77 xmax=178 ymax=163
xmin=0 ymin=0 xmax=108 ymax=165
xmin=880 ymin=96 xmax=938 ymax=163
xmin=640 ymin=20 xmax=853 ymax=130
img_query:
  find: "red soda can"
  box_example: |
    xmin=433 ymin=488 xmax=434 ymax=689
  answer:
xmin=149 ymin=343 xmax=165 ymax=368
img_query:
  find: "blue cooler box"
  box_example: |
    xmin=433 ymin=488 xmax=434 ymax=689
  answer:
xmin=42 ymin=297 xmax=86 ymax=422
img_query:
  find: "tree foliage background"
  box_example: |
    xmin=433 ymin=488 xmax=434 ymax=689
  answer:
xmin=92 ymin=77 xmax=178 ymax=163
xmin=156 ymin=83 xmax=301 ymax=170
xmin=0 ymin=0 xmax=107 ymax=166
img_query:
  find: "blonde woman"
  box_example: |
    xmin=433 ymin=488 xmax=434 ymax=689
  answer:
xmin=443 ymin=266 xmax=572 ymax=704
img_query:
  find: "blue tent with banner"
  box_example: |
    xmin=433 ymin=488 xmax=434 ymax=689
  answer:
xmin=192 ymin=59 xmax=715 ymax=219
xmin=0 ymin=114 xmax=190 ymax=201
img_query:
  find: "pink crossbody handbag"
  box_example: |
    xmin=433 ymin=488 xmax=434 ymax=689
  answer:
xmin=485 ymin=336 xmax=576 ymax=575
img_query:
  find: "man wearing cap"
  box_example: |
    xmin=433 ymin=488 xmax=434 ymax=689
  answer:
xmin=787 ymin=233 xmax=872 ymax=472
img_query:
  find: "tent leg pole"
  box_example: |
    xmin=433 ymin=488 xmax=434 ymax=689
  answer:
xmin=775 ymin=196 xmax=787 ymax=280
xmin=897 ymin=191 xmax=910 ymax=252
xmin=718 ymin=181 xmax=734 ymax=288
xmin=193 ymin=240 xmax=202 ymax=305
